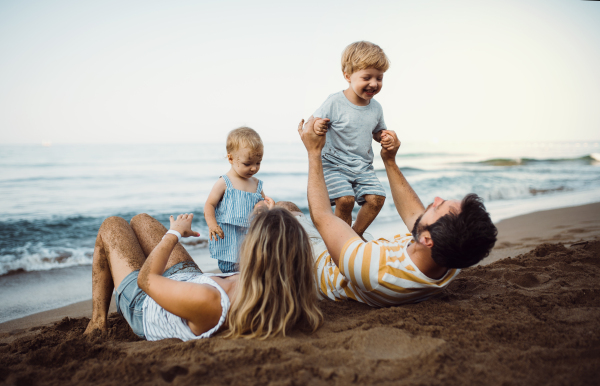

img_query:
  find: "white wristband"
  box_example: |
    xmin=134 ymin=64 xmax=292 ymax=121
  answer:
xmin=163 ymin=230 xmax=182 ymax=242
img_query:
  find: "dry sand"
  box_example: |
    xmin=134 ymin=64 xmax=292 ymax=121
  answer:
xmin=1 ymin=202 xmax=599 ymax=385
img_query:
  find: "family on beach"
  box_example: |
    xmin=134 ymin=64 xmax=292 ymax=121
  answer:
xmin=84 ymin=41 xmax=498 ymax=341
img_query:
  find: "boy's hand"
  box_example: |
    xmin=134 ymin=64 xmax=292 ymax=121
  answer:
xmin=169 ymin=213 xmax=201 ymax=238
xmin=380 ymin=130 xmax=395 ymax=151
xmin=298 ymin=117 xmax=326 ymax=156
xmin=208 ymin=224 xmax=224 ymax=241
xmin=314 ymin=118 xmax=330 ymax=136
xmin=380 ymin=130 xmax=401 ymax=162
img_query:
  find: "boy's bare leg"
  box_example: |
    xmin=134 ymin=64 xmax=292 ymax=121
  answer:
xmin=352 ymin=194 xmax=385 ymax=239
xmin=334 ymin=196 xmax=355 ymax=226
xmin=130 ymin=213 xmax=199 ymax=272
xmin=84 ymin=216 xmax=146 ymax=334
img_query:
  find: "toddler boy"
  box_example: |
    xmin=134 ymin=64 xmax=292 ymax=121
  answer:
xmin=312 ymin=41 xmax=395 ymax=238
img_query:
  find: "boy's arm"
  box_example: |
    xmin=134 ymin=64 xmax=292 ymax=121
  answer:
xmin=379 ymin=131 xmax=425 ymax=231
xmin=298 ymin=118 xmax=359 ymax=266
xmin=204 ymin=178 xmax=226 ymax=240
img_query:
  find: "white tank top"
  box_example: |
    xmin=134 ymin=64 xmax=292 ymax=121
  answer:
xmin=142 ymin=272 xmax=235 ymax=341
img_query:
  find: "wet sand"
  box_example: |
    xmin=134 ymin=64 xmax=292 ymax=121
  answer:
xmin=1 ymin=202 xmax=599 ymax=385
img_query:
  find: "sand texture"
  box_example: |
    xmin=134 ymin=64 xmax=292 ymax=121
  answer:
xmin=1 ymin=204 xmax=599 ymax=385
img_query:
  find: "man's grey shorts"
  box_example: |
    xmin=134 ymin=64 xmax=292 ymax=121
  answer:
xmin=323 ymin=164 xmax=386 ymax=206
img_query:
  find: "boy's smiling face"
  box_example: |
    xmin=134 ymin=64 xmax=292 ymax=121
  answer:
xmin=343 ymin=67 xmax=384 ymax=106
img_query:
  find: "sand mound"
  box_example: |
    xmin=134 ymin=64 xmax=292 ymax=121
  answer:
xmin=1 ymin=240 xmax=599 ymax=385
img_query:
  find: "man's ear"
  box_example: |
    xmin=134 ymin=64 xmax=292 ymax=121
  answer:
xmin=419 ymin=230 xmax=434 ymax=248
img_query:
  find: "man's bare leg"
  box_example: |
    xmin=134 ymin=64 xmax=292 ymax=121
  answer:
xmin=334 ymin=196 xmax=355 ymax=226
xmin=130 ymin=213 xmax=199 ymax=272
xmin=84 ymin=216 xmax=146 ymax=334
xmin=353 ymin=194 xmax=385 ymax=239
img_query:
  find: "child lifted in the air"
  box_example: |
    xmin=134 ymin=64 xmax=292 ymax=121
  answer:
xmin=204 ymin=127 xmax=270 ymax=273
xmin=311 ymin=41 xmax=395 ymax=239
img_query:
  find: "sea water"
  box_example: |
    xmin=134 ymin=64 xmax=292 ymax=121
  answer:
xmin=1 ymin=141 xmax=599 ymax=322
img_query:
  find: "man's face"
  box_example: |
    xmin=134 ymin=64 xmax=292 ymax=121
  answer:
xmin=412 ymin=197 xmax=461 ymax=241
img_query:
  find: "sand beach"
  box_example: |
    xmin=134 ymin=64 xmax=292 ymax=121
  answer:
xmin=1 ymin=202 xmax=599 ymax=385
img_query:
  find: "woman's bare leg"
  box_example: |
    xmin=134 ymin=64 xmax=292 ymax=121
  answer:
xmin=130 ymin=213 xmax=199 ymax=272
xmin=84 ymin=216 xmax=146 ymax=334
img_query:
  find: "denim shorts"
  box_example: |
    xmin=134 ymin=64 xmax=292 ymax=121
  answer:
xmin=115 ymin=260 xmax=202 ymax=339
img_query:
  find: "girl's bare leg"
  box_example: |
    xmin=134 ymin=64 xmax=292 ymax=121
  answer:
xmin=84 ymin=216 xmax=146 ymax=334
xmin=130 ymin=213 xmax=200 ymax=272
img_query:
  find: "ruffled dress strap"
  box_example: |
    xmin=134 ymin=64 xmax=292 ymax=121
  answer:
xmin=221 ymin=175 xmax=233 ymax=189
xmin=256 ymin=179 xmax=263 ymax=194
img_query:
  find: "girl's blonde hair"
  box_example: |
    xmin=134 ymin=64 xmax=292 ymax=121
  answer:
xmin=341 ymin=41 xmax=390 ymax=75
xmin=226 ymin=127 xmax=263 ymax=155
xmin=224 ymin=208 xmax=323 ymax=339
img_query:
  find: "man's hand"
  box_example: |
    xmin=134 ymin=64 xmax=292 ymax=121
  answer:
xmin=170 ymin=213 xmax=201 ymax=238
xmin=314 ymin=118 xmax=330 ymax=136
xmin=298 ymin=116 xmax=326 ymax=156
xmin=380 ymin=130 xmax=401 ymax=163
xmin=380 ymin=130 xmax=395 ymax=151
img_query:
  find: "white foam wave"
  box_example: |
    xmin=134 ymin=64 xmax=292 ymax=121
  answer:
xmin=591 ymin=153 xmax=600 ymax=161
xmin=0 ymin=242 xmax=93 ymax=276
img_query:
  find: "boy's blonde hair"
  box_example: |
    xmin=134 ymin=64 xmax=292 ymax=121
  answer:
xmin=226 ymin=127 xmax=263 ymax=155
xmin=341 ymin=41 xmax=390 ymax=75
xmin=224 ymin=207 xmax=323 ymax=339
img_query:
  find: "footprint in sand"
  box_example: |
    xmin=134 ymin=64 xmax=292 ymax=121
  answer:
xmin=505 ymin=272 xmax=551 ymax=289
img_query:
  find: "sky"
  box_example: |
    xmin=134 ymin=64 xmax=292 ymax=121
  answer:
xmin=0 ymin=0 xmax=599 ymax=144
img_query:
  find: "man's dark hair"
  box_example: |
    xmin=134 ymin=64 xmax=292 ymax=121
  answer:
xmin=423 ymin=194 xmax=497 ymax=269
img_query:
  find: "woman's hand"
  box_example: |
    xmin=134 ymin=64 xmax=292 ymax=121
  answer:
xmin=264 ymin=196 xmax=275 ymax=210
xmin=169 ymin=213 xmax=201 ymax=238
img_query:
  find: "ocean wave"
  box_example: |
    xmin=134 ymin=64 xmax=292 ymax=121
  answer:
xmin=0 ymin=243 xmax=93 ymax=276
xmin=471 ymin=154 xmax=599 ymax=166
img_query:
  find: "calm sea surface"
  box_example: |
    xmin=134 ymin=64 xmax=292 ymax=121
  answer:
xmin=1 ymin=141 xmax=599 ymax=277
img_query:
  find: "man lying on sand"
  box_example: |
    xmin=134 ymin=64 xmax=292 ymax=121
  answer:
xmin=291 ymin=117 xmax=498 ymax=307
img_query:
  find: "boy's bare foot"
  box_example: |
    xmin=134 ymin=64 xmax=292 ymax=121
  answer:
xmin=84 ymin=318 xmax=108 ymax=335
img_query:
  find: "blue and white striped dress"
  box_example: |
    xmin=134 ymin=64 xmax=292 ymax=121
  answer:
xmin=142 ymin=272 xmax=235 ymax=341
xmin=209 ymin=175 xmax=264 ymax=264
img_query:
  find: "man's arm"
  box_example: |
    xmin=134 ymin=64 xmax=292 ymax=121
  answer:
xmin=380 ymin=131 xmax=425 ymax=231
xmin=298 ymin=118 xmax=359 ymax=266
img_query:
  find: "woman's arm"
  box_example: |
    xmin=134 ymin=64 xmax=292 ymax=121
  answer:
xmin=205 ymin=178 xmax=226 ymax=240
xmin=137 ymin=214 xmax=223 ymax=335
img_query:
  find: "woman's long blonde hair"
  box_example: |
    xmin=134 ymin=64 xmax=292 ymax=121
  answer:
xmin=224 ymin=207 xmax=323 ymax=339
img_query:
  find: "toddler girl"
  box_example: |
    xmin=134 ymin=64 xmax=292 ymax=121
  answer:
xmin=204 ymin=127 xmax=268 ymax=273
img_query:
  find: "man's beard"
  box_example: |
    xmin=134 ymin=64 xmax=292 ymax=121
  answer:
xmin=412 ymin=214 xmax=424 ymax=241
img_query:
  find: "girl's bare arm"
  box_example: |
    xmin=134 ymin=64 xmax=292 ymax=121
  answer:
xmin=204 ymin=178 xmax=226 ymax=240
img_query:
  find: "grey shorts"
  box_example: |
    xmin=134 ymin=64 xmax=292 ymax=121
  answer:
xmin=323 ymin=164 xmax=386 ymax=206
xmin=115 ymin=261 xmax=202 ymax=339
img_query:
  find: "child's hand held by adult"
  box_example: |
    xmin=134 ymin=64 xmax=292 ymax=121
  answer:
xmin=314 ymin=118 xmax=330 ymax=136
xmin=298 ymin=117 xmax=326 ymax=155
xmin=380 ymin=130 xmax=401 ymax=161
xmin=169 ymin=213 xmax=201 ymax=238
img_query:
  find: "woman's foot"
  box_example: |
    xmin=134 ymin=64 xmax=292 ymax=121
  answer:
xmin=83 ymin=317 xmax=108 ymax=335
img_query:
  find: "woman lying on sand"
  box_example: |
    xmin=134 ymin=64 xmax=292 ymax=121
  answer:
xmin=84 ymin=201 xmax=323 ymax=340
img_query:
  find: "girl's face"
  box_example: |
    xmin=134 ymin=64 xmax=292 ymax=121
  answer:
xmin=228 ymin=147 xmax=262 ymax=179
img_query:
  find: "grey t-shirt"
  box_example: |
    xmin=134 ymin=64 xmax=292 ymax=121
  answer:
xmin=313 ymin=91 xmax=387 ymax=172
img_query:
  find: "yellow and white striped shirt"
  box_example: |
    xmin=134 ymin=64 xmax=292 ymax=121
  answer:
xmin=314 ymin=233 xmax=461 ymax=307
